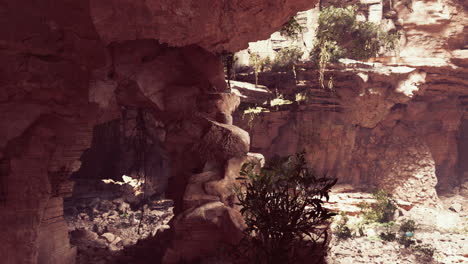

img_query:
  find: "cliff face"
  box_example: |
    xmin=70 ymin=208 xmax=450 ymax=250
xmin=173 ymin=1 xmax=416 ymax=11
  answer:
xmin=394 ymin=0 xmax=467 ymax=66
xmin=0 ymin=0 xmax=319 ymax=263
xmin=235 ymin=0 xmax=468 ymax=206
xmin=1 ymin=0 xmax=466 ymax=263
xmin=236 ymin=64 xmax=463 ymax=206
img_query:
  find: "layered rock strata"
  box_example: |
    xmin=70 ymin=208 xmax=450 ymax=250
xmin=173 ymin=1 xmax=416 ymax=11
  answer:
xmin=235 ymin=59 xmax=467 ymax=207
xmin=234 ymin=0 xmax=468 ymax=207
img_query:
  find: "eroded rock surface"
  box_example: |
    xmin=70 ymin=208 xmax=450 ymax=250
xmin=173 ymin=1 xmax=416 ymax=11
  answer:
xmin=235 ymin=60 xmax=466 ymax=206
xmin=90 ymin=0 xmax=318 ymax=52
xmin=1 ymin=0 xmax=318 ymax=258
xmin=1 ymin=0 xmax=467 ymax=263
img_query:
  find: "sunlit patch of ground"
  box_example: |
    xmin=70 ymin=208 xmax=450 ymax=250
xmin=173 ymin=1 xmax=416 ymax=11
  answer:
xmin=326 ymin=185 xmax=468 ymax=264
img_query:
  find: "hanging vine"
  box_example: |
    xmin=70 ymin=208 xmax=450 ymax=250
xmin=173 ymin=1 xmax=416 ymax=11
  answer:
xmin=121 ymin=106 xmax=152 ymax=234
xmin=221 ymin=51 xmax=235 ymax=89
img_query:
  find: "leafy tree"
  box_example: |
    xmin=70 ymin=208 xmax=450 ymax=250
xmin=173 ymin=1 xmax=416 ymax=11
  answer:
xmin=249 ymin=52 xmax=273 ymax=85
xmin=271 ymin=47 xmax=304 ymax=72
xmin=358 ymin=190 xmax=397 ymax=223
xmin=311 ymin=5 xmax=400 ymax=88
xmin=234 ymin=152 xmax=337 ymax=264
xmin=280 ymin=16 xmax=305 ymax=39
xmin=334 ymin=212 xmax=352 ymax=240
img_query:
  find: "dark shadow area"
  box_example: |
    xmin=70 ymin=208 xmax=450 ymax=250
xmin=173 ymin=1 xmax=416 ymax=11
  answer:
xmin=64 ymin=108 xmax=173 ymax=264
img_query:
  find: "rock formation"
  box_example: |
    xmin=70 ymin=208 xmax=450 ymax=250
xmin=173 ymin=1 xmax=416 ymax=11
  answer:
xmin=1 ymin=0 xmax=466 ymax=263
xmin=89 ymin=0 xmax=317 ymax=52
xmin=0 ymin=0 xmax=319 ymax=263
xmin=234 ymin=0 xmax=468 ymax=207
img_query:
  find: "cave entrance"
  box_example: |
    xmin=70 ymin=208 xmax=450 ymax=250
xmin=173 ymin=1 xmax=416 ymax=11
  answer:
xmin=64 ymin=107 xmax=173 ymax=263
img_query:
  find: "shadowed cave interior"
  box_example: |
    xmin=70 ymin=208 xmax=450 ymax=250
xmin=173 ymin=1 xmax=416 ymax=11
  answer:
xmin=1 ymin=0 xmax=467 ymax=264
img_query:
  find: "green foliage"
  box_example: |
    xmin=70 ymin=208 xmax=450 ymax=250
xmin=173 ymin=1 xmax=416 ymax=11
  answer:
xmin=311 ymin=5 xmax=400 ymax=88
xmin=399 ymin=219 xmax=416 ymax=233
xmin=270 ymin=94 xmax=293 ymax=107
xmin=271 ymin=47 xmax=304 ymax=72
xmin=249 ymin=53 xmax=275 ymax=85
xmin=358 ymin=190 xmax=397 ymax=223
xmin=261 ymin=56 xmax=272 ymax=71
xmin=397 ymin=219 xmax=417 ymax=248
xmin=249 ymin=52 xmax=262 ymax=86
xmin=379 ymin=221 xmax=397 ymax=241
xmin=413 ymin=243 xmax=436 ymax=260
xmin=249 ymin=47 xmax=303 ymax=76
xmin=334 ymin=213 xmax=352 ymax=240
xmin=380 ymin=231 xmax=397 ymax=241
xmin=242 ymin=107 xmax=269 ymax=130
xmin=280 ymin=16 xmax=305 ymax=39
xmin=234 ymin=152 xmax=337 ymax=264
xmin=398 ymin=235 xmax=416 ymax=248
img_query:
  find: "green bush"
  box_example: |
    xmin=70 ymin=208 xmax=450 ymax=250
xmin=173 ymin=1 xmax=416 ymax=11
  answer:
xmin=413 ymin=243 xmax=436 ymax=261
xmin=271 ymin=47 xmax=304 ymax=72
xmin=234 ymin=152 xmax=337 ymax=264
xmin=311 ymin=5 xmax=400 ymax=88
xmin=312 ymin=5 xmax=399 ymax=61
xmin=249 ymin=53 xmax=274 ymax=85
xmin=380 ymin=231 xmax=397 ymax=241
xmin=399 ymin=219 xmax=416 ymax=233
xmin=397 ymin=219 xmax=417 ymax=248
xmin=358 ymin=190 xmax=397 ymax=223
xmin=334 ymin=212 xmax=352 ymax=240
xmin=398 ymin=235 xmax=416 ymax=248
xmin=280 ymin=16 xmax=305 ymax=39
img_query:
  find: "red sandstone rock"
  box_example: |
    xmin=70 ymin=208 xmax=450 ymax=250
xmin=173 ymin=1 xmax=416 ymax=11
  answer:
xmin=90 ymin=0 xmax=319 ymax=52
xmin=0 ymin=0 xmax=466 ymax=263
xmin=236 ymin=60 xmax=467 ymax=207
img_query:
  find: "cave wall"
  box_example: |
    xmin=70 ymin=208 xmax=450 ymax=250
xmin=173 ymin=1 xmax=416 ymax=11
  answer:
xmin=90 ymin=40 xmax=253 ymax=263
xmin=89 ymin=0 xmax=317 ymax=52
xmin=458 ymin=118 xmax=468 ymax=185
xmin=1 ymin=0 xmax=464 ymax=263
xmin=0 ymin=0 xmax=321 ymax=263
xmin=73 ymin=119 xmax=122 ymax=182
xmin=71 ymin=109 xmax=170 ymax=199
xmin=0 ymin=1 xmax=107 ymax=263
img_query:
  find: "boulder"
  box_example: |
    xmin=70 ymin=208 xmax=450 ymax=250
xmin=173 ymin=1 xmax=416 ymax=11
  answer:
xmin=101 ymin=233 xmax=116 ymax=243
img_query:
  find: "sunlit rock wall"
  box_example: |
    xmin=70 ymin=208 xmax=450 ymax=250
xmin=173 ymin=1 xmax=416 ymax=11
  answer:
xmin=234 ymin=0 xmax=467 ymax=206
xmin=235 ymin=60 xmax=466 ymax=206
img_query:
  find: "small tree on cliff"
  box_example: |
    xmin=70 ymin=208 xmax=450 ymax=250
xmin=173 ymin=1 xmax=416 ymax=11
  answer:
xmin=234 ymin=152 xmax=337 ymax=264
xmin=311 ymin=5 xmax=400 ymax=88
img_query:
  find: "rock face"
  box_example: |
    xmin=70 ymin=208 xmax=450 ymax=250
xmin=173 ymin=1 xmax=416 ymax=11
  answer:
xmin=72 ymin=109 xmax=170 ymax=199
xmin=233 ymin=0 xmax=467 ymax=207
xmin=235 ymin=59 xmax=467 ymax=207
xmin=90 ymin=0 xmax=318 ymax=52
xmin=393 ymin=0 xmax=468 ymax=66
xmin=0 ymin=0 xmax=466 ymax=264
xmin=0 ymin=0 xmax=320 ymax=263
